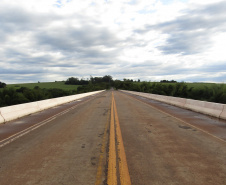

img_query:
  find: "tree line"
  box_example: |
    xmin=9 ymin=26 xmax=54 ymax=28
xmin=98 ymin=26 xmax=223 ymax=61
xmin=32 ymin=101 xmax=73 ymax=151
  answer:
xmin=114 ymin=80 xmax=226 ymax=104
xmin=1 ymin=76 xmax=226 ymax=107
xmin=65 ymin=75 xmax=113 ymax=85
xmin=0 ymin=76 xmax=112 ymax=107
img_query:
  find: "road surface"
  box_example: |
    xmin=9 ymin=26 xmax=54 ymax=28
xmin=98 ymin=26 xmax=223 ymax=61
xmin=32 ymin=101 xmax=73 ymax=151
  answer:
xmin=0 ymin=90 xmax=226 ymax=185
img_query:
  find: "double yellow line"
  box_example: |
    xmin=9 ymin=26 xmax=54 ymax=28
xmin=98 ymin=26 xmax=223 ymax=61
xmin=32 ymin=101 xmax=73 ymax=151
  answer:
xmin=108 ymin=92 xmax=131 ymax=185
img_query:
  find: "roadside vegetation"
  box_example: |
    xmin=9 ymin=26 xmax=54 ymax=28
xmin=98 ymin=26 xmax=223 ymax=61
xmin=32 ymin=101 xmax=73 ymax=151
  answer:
xmin=113 ymin=80 xmax=226 ymax=104
xmin=0 ymin=75 xmax=112 ymax=107
xmin=1 ymin=76 xmax=226 ymax=107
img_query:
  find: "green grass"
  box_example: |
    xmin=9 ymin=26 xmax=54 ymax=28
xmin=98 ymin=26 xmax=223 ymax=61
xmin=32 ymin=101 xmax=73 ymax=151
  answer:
xmin=185 ymin=82 xmax=225 ymax=88
xmin=6 ymin=81 xmax=80 ymax=91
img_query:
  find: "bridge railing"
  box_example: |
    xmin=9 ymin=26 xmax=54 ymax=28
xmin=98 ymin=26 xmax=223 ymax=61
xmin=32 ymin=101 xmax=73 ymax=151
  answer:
xmin=0 ymin=90 xmax=105 ymax=124
xmin=120 ymin=90 xmax=226 ymax=120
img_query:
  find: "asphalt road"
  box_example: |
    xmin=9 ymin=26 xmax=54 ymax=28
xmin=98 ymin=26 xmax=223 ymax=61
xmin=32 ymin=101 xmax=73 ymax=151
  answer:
xmin=0 ymin=90 xmax=226 ymax=185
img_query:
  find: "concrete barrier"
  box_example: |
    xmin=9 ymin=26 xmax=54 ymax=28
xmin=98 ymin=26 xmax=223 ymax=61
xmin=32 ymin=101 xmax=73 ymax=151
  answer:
xmin=168 ymin=96 xmax=186 ymax=108
xmin=120 ymin=90 xmax=226 ymax=120
xmin=184 ymin=99 xmax=224 ymax=118
xmin=0 ymin=111 xmax=5 ymax=123
xmin=0 ymin=102 xmax=41 ymax=123
xmin=220 ymin=105 xmax=226 ymax=120
xmin=0 ymin=90 xmax=105 ymax=124
xmin=37 ymin=98 xmax=60 ymax=110
xmin=158 ymin=95 xmax=169 ymax=104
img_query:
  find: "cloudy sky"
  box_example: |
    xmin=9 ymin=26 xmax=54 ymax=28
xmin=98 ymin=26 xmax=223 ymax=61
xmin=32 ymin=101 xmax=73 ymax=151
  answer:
xmin=0 ymin=0 xmax=226 ymax=84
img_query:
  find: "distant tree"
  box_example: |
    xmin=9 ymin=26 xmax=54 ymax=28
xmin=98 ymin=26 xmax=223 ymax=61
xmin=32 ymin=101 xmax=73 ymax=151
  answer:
xmin=123 ymin=78 xmax=133 ymax=82
xmin=102 ymin=75 xmax=113 ymax=83
xmin=0 ymin=81 xmax=6 ymax=88
xmin=92 ymin=77 xmax=103 ymax=84
xmin=160 ymin=80 xmax=177 ymax=83
xmin=80 ymin=78 xmax=89 ymax=85
xmin=65 ymin=77 xmax=79 ymax=85
xmin=65 ymin=77 xmax=89 ymax=85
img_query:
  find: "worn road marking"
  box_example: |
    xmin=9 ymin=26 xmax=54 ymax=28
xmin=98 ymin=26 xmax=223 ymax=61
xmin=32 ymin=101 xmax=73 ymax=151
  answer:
xmin=107 ymin=92 xmax=117 ymax=185
xmin=107 ymin=92 xmax=131 ymax=185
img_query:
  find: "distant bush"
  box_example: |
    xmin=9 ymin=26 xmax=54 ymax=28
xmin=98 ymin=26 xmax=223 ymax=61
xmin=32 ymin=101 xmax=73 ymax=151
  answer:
xmin=0 ymin=82 xmax=6 ymax=88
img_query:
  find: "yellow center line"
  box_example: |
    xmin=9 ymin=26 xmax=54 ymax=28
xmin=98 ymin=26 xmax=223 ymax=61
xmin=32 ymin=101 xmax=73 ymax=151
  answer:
xmin=107 ymin=92 xmax=117 ymax=185
xmin=107 ymin=92 xmax=132 ymax=185
xmin=113 ymin=93 xmax=132 ymax=185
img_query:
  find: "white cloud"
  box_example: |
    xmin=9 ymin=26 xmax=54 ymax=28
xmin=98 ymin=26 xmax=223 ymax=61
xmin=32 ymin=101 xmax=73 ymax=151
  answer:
xmin=0 ymin=0 xmax=226 ymax=83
